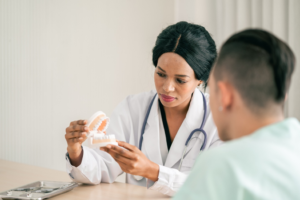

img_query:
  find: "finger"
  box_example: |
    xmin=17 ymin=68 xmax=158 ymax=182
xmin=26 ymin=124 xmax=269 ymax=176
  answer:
xmin=71 ymin=124 xmax=88 ymax=132
xmin=114 ymin=154 xmax=134 ymax=165
xmin=65 ymin=131 xmax=77 ymax=139
xmin=77 ymin=120 xmax=87 ymax=125
xmin=65 ymin=126 xmax=73 ymax=134
xmin=114 ymin=159 xmax=128 ymax=168
xmin=66 ymin=131 xmax=79 ymax=139
xmin=117 ymin=141 xmax=138 ymax=152
xmin=69 ymin=121 xmax=78 ymax=126
xmin=110 ymin=152 xmax=128 ymax=165
xmin=80 ymin=125 xmax=88 ymax=132
xmin=68 ymin=120 xmax=87 ymax=132
xmin=101 ymin=147 xmax=130 ymax=165
xmin=105 ymin=145 xmax=136 ymax=160
xmin=74 ymin=135 xmax=87 ymax=144
xmin=66 ymin=132 xmax=87 ymax=139
xmin=68 ymin=137 xmax=84 ymax=144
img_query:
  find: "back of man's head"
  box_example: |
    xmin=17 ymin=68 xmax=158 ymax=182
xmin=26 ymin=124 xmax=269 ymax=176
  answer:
xmin=214 ymin=29 xmax=295 ymax=115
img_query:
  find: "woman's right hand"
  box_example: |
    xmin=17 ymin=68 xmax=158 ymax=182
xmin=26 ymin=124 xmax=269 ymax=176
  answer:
xmin=65 ymin=120 xmax=88 ymax=166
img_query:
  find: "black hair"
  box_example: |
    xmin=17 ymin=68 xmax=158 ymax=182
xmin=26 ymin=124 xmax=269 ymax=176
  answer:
xmin=214 ymin=29 xmax=295 ymax=111
xmin=152 ymin=21 xmax=217 ymax=87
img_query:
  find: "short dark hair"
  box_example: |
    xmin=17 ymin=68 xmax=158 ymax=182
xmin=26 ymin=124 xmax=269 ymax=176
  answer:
xmin=214 ymin=29 xmax=295 ymax=111
xmin=152 ymin=21 xmax=217 ymax=87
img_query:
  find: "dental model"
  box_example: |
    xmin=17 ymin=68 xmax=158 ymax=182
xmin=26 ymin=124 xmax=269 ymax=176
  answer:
xmin=86 ymin=111 xmax=118 ymax=148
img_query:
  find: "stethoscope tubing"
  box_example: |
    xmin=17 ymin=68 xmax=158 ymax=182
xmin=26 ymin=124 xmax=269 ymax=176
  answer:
xmin=139 ymin=93 xmax=157 ymax=150
xmin=184 ymin=92 xmax=207 ymax=150
xmin=137 ymin=91 xmax=207 ymax=175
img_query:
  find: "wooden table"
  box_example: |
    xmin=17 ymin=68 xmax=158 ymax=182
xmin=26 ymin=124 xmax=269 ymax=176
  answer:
xmin=0 ymin=159 xmax=169 ymax=200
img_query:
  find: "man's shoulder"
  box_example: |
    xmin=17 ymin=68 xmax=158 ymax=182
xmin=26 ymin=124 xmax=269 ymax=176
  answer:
xmin=198 ymin=136 xmax=258 ymax=169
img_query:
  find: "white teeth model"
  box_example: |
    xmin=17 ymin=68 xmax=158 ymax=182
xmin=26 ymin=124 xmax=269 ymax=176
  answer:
xmin=86 ymin=111 xmax=118 ymax=148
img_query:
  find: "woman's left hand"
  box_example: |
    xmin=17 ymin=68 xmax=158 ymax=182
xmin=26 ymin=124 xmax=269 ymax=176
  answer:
xmin=100 ymin=141 xmax=159 ymax=182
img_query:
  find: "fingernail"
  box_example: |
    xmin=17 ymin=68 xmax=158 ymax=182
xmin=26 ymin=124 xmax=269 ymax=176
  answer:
xmin=106 ymin=145 xmax=111 ymax=149
xmin=84 ymin=127 xmax=88 ymax=131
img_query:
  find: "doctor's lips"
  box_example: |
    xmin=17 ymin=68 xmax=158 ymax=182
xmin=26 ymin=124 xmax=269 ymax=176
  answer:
xmin=160 ymin=94 xmax=176 ymax=102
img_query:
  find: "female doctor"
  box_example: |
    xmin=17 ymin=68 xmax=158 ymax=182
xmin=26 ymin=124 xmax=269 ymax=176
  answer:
xmin=65 ymin=21 xmax=222 ymax=196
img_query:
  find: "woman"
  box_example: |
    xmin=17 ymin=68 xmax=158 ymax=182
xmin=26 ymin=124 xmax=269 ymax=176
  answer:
xmin=65 ymin=21 xmax=222 ymax=196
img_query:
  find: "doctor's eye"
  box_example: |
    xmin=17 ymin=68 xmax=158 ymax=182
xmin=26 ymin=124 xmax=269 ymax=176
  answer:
xmin=176 ymin=78 xmax=186 ymax=84
xmin=157 ymin=72 xmax=166 ymax=78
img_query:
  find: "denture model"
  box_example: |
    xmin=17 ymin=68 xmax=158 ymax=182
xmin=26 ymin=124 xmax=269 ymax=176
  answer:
xmin=86 ymin=111 xmax=118 ymax=148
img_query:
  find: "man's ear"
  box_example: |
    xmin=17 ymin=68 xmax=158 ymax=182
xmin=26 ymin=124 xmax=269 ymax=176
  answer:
xmin=217 ymin=81 xmax=234 ymax=111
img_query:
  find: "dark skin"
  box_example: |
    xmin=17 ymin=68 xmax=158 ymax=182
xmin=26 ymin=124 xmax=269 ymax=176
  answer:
xmin=65 ymin=120 xmax=159 ymax=181
xmin=100 ymin=141 xmax=159 ymax=181
xmin=65 ymin=52 xmax=201 ymax=181
xmin=65 ymin=120 xmax=87 ymax=167
xmin=154 ymin=53 xmax=202 ymax=141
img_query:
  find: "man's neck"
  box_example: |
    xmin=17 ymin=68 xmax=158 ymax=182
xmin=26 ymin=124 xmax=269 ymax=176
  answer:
xmin=230 ymin=112 xmax=284 ymax=140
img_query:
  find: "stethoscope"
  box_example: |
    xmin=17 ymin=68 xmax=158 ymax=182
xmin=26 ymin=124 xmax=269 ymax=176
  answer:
xmin=133 ymin=91 xmax=208 ymax=181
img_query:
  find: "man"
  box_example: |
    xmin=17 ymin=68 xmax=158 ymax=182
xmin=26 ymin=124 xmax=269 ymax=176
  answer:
xmin=174 ymin=29 xmax=299 ymax=200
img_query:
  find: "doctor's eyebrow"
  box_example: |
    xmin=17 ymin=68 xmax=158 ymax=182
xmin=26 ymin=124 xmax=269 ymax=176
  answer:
xmin=157 ymin=66 xmax=166 ymax=72
xmin=175 ymin=74 xmax=190 ymax=78
xmin=157 ymin=66 xmax=190 ymax=78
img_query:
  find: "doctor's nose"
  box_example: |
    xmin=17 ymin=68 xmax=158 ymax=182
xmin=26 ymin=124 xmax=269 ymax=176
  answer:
xmin=163 ymin=79 xmax=175 ymax=93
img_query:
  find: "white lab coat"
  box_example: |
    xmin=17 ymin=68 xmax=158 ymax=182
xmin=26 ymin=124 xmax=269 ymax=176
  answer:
xmin=66 ymin=89 xmax=222 ymax=196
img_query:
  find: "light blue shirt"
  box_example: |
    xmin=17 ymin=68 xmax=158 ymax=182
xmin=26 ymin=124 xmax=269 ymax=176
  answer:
xmin=174 ymin=118 xmax=300 ymax=200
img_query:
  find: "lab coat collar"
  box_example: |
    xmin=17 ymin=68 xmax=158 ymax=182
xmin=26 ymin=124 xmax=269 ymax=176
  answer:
xmin=164 ymin=89 xmax=205 ymax=168
xmin=142 ymin=94 xmax=164 ymax=166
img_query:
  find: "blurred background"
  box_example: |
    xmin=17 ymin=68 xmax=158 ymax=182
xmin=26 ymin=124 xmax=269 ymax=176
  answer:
xmin=1 ymin=0 xmax=299 ymax=182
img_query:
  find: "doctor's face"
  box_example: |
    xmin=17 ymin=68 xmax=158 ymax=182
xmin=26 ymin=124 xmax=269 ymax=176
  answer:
xmin=154 ymin=52 xmax=201 ymax=108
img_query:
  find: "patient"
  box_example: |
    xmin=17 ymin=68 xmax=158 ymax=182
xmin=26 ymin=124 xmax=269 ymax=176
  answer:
xmin=174 ymin=29 xmax=300 ymax=199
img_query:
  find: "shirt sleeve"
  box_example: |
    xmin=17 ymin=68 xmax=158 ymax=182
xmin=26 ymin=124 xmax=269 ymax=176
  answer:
xmin=147 ymin=165 xmax=188 ymax=196
xmin=66 ymin=146 xmax=123 ymax=184
xmin=65 ymin=97 xmax=133 ymax=184
xmin=173 ymin=149 xmax=238 ymax=200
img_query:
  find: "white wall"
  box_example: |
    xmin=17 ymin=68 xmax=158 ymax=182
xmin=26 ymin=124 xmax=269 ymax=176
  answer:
xmin=0 ymin=0 xmax=174 ymax=173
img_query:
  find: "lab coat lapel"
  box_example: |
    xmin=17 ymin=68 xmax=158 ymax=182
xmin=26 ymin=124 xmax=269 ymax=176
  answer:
xmin=141 ymin=95 xmax=164 ymax=166
xmin=164 ymin=89 xmax=205 ymax=168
